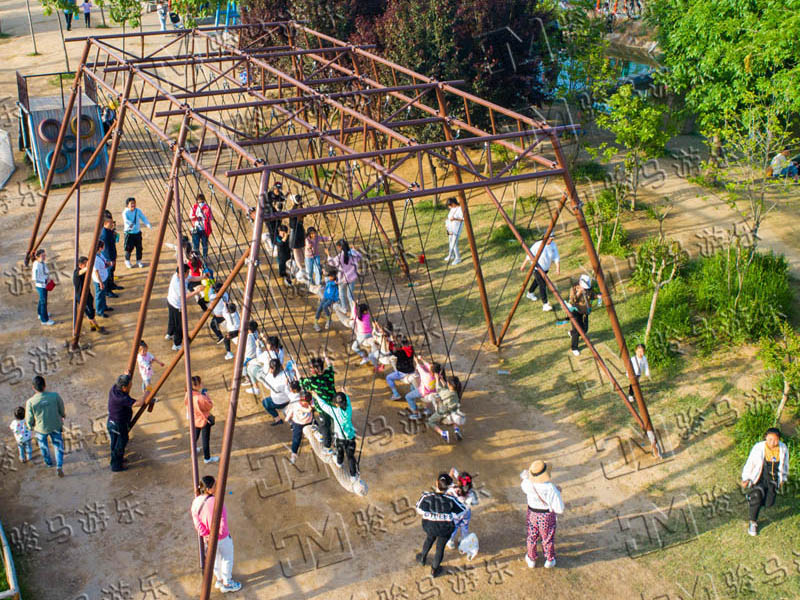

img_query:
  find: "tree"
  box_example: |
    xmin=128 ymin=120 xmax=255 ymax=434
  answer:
xmin=108 ymin=0 xmax=141 ymax=53
xmin=633 ymin=238 xmax=688 ymax=346
xmin=759 ymin=322 xmax=800 ymax=425
xmin=24 ymin=0 xmax=39 ymax=55
xmin=592 ymin=84 xmax=672 ymax=210
xmin=38 ymin=0 xmax=73 ymax=70
xmin=168 ymin=0 xmax=216 ymax=28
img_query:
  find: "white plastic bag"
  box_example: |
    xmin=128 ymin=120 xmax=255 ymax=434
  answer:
xmin=458 ymin=532 xmax=479 ymax=560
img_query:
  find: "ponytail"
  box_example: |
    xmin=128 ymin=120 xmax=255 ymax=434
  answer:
xmin=449 ymin=375 xmax=462 ymax=398
xmin=198 ymin=475 xmax=215 ymax=495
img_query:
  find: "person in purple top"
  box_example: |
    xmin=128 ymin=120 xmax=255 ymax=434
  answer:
xmin=326 ymin=239 xmax=362 ymax=313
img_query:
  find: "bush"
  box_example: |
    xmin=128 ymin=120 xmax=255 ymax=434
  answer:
xmin=488 ymin=224 xmax=535 ymax=256
xmin=590 ymin=222 xmax=630 ymax=257
xmin=584 ymin=188 xmax=631 ymax=257
xmin=572 ymin=161 xmax=608 ymax=182
xmin=691 ymin=249 xmax=791 ymax=349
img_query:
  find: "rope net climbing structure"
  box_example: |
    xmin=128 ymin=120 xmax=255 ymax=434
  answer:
xmin=26 ymin=21 xmax=661 ymax=599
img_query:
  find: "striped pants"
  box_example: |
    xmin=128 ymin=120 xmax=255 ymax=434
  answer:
xmin=526 ymin=508 xmax=557 ymax=562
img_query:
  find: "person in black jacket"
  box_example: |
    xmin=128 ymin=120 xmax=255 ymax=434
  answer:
xmin=288 ymin=195 xmax=306 ymax=279
xmin=415 ymin=473 xmax=467 ymax=577
xmin=72 ymin=257 xmax=108 ymax=334
xmin=99 ymin=215 xmax=122 ymax=295
xmin=107 ymin=374 xmax=144 ymax=472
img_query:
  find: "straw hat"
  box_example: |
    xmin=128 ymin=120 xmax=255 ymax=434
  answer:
xmin=528 ymin=460 xmax=551 ymax=483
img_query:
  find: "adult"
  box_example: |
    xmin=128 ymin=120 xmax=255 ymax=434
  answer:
xmin=72 ymin=256 xmax=108 ymax=334
xmin=99 ymin=215 xmax=121 ymax=295
xmin=567 ymin=274 xmax=596 ymax=356
xmin=107 ymin=374 xmax=143 ymax=472
xmin=122 ymin=197 xmax=152 ymax=268
xmin=444 ymin=197 xmax=464 ymax=265
xmin=769 ymin=149 xmax=799 ymax=183
xmin=521 ymin=459 xmax=564 ymax=568
xmin=31 ymin=248 xmax=55 ymax=325
xmin=386 ymin=335 xmax=415 ymax=401
xmin=190 ymin=475 xmax=243 ymax=593
xmin=91 ymin=240 xmax=112 ymax=318
xmin=326 ymin=239 xmax=362 ymax=313
xmin=64 ymin=0 xmax=75 ymax=30
xmin=741 ymin=428 xmax=789 ymax=536
xmin=265 ymin=181 xmax=286 ymax=253
xmin=81 ymin=0 xmax=91 ymax=26
xmin=304 ymin=227 xmax=329 ymax=286
xmin=25 ymin=376 xmax=66 ymax=477
xmin=259 ymin=359 xmax=291 ymax=426
xmin=208 ymin=282 xmax=229 ymax=344
xmin=165 ymin=267 xmax=202 ymax=351
xmin=288 ymin=195 xmax=306 ymax=279
xmin=156 ymin=1 xmax=168 ymax=30
xmin=186 ymin=375 xmax=219 ymax=464
xmin=628 ymin=343 xmax=650 ymax=402
xmin=243 ymin=321 xmax=264 ymax=395
xmin=415 ymin=473 xmax=467 ymax=577
xmin=521 ymin=235 xmax=560 ymax=312
xmin=190 ymin=193 xmax=213 ymax=259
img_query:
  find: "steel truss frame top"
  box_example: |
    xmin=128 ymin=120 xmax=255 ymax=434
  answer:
xmin=24 ymin=21 xmax=660 ymax=600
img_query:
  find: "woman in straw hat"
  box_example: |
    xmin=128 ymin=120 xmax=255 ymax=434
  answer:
xmin=521 ymin=460 xmax=564 ymax=568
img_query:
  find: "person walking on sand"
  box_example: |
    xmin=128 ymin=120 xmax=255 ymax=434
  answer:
xmin=122 ymin=197 xmax=152 ymax=268
xmin=444 ymin=197 xmax=464 ymax=265
xmin=521 ymin=459 xmax=564 ymax=568
xmin=81 ymin=0 xmax=92 ymax=27
xmin=25 ymin=376 xmax=65 ymax=476
xmin=415 ymin=473 xmax=467 ymax=577
xmin=107 ymin=374 xmax=144 ymax=472
xmin=190 ymin=475 xmax=243 ymax=593
xmin=741 ymin=427 xmax=789 ymax=537
xmin=10 ymin=407 xmax=33 ymax=463
xmin=73 ymin=256 xmax=108 ymax=334
xmin=186 ymin=375 xmax=219 ymax=464
xmin=521 ymin=234 xmax=560 ymax=312
xmin=31 ymin=248 xmax=55 ymax=326
xmin=628 ymin=343 xmax=650 ymax=402
xmin=567 ymin=274 xmax=596 ymax=356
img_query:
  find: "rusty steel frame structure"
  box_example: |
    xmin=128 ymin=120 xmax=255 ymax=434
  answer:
xmin=25 ymin=22 xmax=660 ymax=599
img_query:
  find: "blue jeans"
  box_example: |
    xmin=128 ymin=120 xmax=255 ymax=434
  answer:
xmin=779 ymin=164 xmax=798 ymax=179
xmin=35 ymin=430 xmax=64 ymax=468
xmin=338 ymin=281 xmax=356 ymax=313
xmin=94 ymin=281 xmax=107 ymax=315
xmin=192 ymin=231 xmax=209 ymax=259
xmin=305 ymin=256 xmax=322 ymax=285
xmin=262 ymin=396 xmax=289 ymax=418
xmin=316 ymin=298 xmax=335 ymax=321
xmin=36 ymin=286 xmax=49 ymax=322
xmin=405 ymin=388 xmax=422 ymax=412
xmin=17 ymin=439 xmax=33 ymax=461
xmin=386 ymin=370 xmax=412 ymax=396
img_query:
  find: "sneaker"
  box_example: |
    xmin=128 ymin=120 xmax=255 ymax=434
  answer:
xmin=431 ymin=566 xmax=444 ymax=578
xmin=446 ymin=539 xmax=456 ymax=550
xmin=314 ymin=323 xmax=321 ymax=332
xmin=164 ymin=334 xmax=172 ymax=340
xmin=748 ymin=522 xmax=757 ymax=537
xmin=172 ymin=344 xmax=182 ymax=351
xmin=408 ymin=412 xmax=421 ymax=421
xmin=245 ymin=387 xmax=259 ymax=395
xmin=627 ymin=395 xmax=634 ymax=403
xmin=451 ymin=259 xmax=460 ymax=265
xmin=441 ymin=431 xmax=450 ymax=443
xmin=454 ymin=428 xmax=463 ymax=441
xmin=216 ymin=336 xmax=225 ymax=345
xmin=389 ymin=394 xmax=402 ymax=401
xmin=125 ymin=260 xmax=132 ymax=268
xmin=270 ymin=419 xmax=284 ymax=427
xmin=526 ymin=292 xmax=537 ymax=302
xmin=571 ymin=349 xmax=580 ymax=356
xmin=542 ymin=303 xmax=553 ymax=311
xmin=544 ymin=559 xmax=556 ymax=568
xmin=42 ymin=319 xmax=55 ymax=326
xmin=525 ymin=555 xmax=536 ymax=568
xmin=97 ymin=326 xmax=109 ymax=334
xmin=324 ymin=319 xmax=331 ymax=330
xmin=220 ymin=581 xmax=242 ymax=593
xmin=359 ymin=358 xmax=369 ymax=365
xmin=137 ymin=261 xmax=145 ymax=268
xmin=106 ymin=292 xmax=119 ymax=298
xmin=289 ymin=453 xmax=297 ymax=465
xmin=225 ymin=352 xmax=234 ymax=360
xmin=56 ymin=467 xmax=64 ymax=478
xmin=204 ymin=456 xmax=220 ymax=464
xmin=335 ymin=458 xmax=344 ymax=468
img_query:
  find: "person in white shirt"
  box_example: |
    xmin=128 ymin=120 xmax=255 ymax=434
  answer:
xmin=243 ymin=321 xmax=264 ymax=395
xmin=444 ymin=197 xmax=464 ymax=265
xmin=260 ymin=359 xmax=292 ymax=426
xmin=520 ymin=235 xmax=560 ymax=311
xmin=31 ymin=248 xmax=55 ymax=325
xmin=219 ymin=302 xmax=241 ymax=360
xmin=770 ymin=150 xmax=798 ymax=182
xmin=10 ymin=406 xmax=33 ymax=462
xmin=91 ymin=240 xmax=112 ymax=318
xmin=208 ymin=282 xmax=229 ymax=345
xmin=122 ymin=197 xmax=152 ymax=268
xmin=628 ymin=343 xmax=650 ymax=402
xmin=741 ymin=428 xmax=789 ymax=537
xmin=165 ymin=267 xmax=202 ymax=350
xmin=520 ymin=459 xmax=564 ymax=569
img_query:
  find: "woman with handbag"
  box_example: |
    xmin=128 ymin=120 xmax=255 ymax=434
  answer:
xmin=185 ymin=376 xmax=218 ymax=464
xmin=427 ymin=376 xmax=464 ymax=443
xmin=31 ymin=249 xmax=55 ymax=325
xmin=190 ymin=475 xmax=242 ymax=593
xmin=521 ymin=459 xmax=564 ymax=568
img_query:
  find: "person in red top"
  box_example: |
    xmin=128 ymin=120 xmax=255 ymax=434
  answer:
xmin=185 ymin=375 xmax=218 ymax=464
xmin=190 ymin=193 xmax=213 ymax=259
xmin=386 ymin=335 xmax=415 ymax=400
xmin=190 ymin=475 xmax=242 ymax=593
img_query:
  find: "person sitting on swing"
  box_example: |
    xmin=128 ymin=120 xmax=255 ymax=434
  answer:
xmin=315 ymin=391 xmax=359 ymax=478
xmin=300 ymin=355 xmax=337 ymax=457
xmin=368 ymin=320 xmax=395 ymax=373
xmin=386 ymin=334 xmax=415 ymax=401
xmin=428 ymin=376 xmax=464 ymax=443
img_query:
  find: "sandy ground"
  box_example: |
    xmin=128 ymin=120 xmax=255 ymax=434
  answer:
xmin=0 ymin=4 xmax=798 ymax=600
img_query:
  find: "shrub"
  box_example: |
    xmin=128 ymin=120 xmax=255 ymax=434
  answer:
xmin=590 ymin=222 xmax=630 ymax=257
xmin=584 ymin=188 xmax=630 ymax=257
xmin=488 ymin=224 xmax=535 ymax=256
xmin=630 ymin=279 xmax=692 ymax=374
xmin=571 ymin=161 xmax=608 ymax=182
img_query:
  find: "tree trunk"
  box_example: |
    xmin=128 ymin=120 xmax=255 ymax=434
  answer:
xmin=101 ymin=5 xmax=107 ymax=27
xmin=775 ymin=377 xmax=790 ymax=425
xmin=644 ymin=282 xmax=662 ymax=346
xmin=56 ymin=12 xmax=70 ymax=71
xmin=24 ymin=0 xmax=38 ymax=54
xmin=426 ymin=153 xmax=439 ymax=207
xmin=631 ymin=155 xmax=639 ymax=211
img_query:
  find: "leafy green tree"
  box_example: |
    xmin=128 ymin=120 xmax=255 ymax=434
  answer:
xmin=759 ymin=322 xmax=800 ymax=425
xmin=592 ymin=84 xmax=672 ymax=210
xmin=38 ymin=0 xmax=74 ymax=70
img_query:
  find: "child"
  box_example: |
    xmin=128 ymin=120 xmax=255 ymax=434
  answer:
xmin=407 ymin=358 xmax=444 ymax=420
xmin=368 ymin=320 xmax=394 ymax=373
xmin=629 ymin=343 xmax=650 ymax=402
xmin=300 ymin=355 xmax=336 ymax=456
xmin=446 ymin=469 xmax=479 ymax=553
xmin=386 ymin=335 xmax=415 ymax=400
xmin=275 ymin=224 xmax=292 ymax=286
xmin=10 ymin=407 xmax=33 ymax=462
xmin=260 ymin=359 xmax=291 ymax=426
xmin=316 ymin=391 xmax=358 ymax=477
xmin=137 ymin=341 xmax=164 ymax=396
xmin=314 ymin=270 xmax=339 ymax=332
xmin=208 ymin=282 xmax=229 ymax=343
xmin=304 ymin=227 xmax=329 ymax=286
xmin=284 ymin=390 xmax=313 ymax=464
xmin=428 ymin=376 xmax=463 ymax=443
xmin=221 ymin=301 xmax=241 ymax=360
xmin=350 ymin=302 xmax=373 ymax=364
